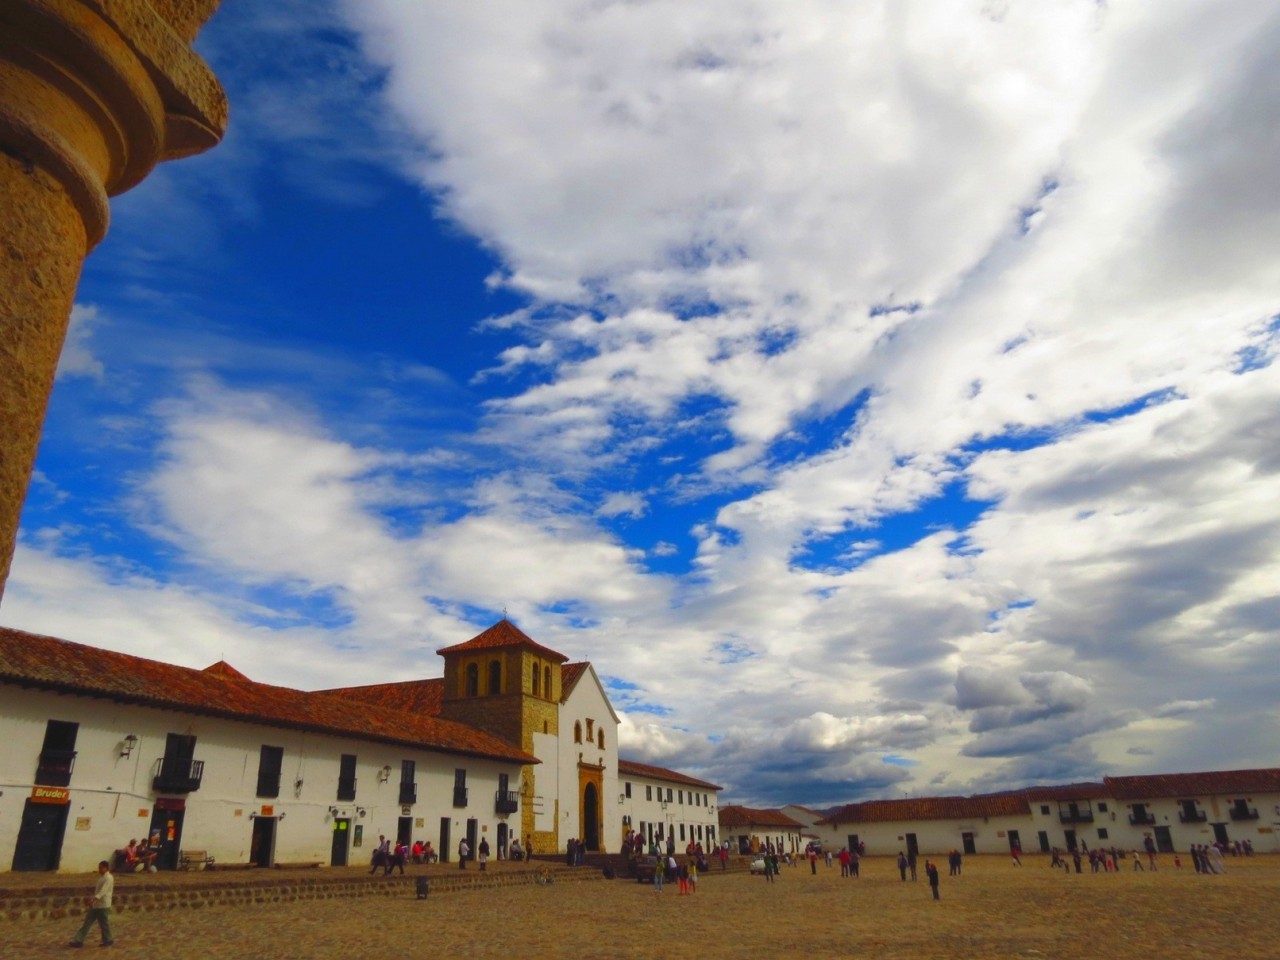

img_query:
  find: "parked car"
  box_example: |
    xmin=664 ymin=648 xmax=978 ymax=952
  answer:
xmin=632 ymin=855 xmax=662 ymax=883
xmin=749 ymin=857 xmax=767 ymax=874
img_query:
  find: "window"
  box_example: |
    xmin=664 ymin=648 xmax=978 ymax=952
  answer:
xmin=465 ymin=663 xmax=479 ymax=697
xmin=453 ymin=768 xmax=468 ymax=807
xmin=1040 ymin=805 xmax=1050 ymax=815
xmin=598 ymin=730 xmax=604 ymax=750
xmin=679 ymin=823 xmax=685 ymax=841
xmin=1097 ymin=802 xmax=1108 ymax=812
xmin=625 ymin=782 xmax=632 ymax=798
xmin=586 ymin=719 xmax=594 ymax=740
xmin=337 ymin=754 xmax=357 ymax=801
xmin=532 ymin=662 xmax=540 ymax=695
xmin=256 ymin=745 xmax=284 ymax=798
xmin=544 ymin=666 xmax=551 ymax=696
xmin=646 ymin=785 xmax=652 ymax=801
xmin=155 ymin=733 xmax=202 ymax=793
xmin=574 ymin=722 xmax=582 ymax=743
xmin=36 ymin=720 xmax=79 ymax=787
xmin=678 ymin=790 xmax=684 ymax=805
xmin=1097 ymin=828 xmax=1109 ymax=840
xmin=399 ymin=760 xmax=417 ymax=805
xmin=488 ymin=660 xmax=502 ymax=695
xmin=667 ymin=788 xmax=673 ymax=802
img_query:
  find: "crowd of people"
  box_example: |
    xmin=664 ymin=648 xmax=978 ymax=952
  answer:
xmin=1040 ymin=836 xmax=1247 ymax=875
xmin=366 ymin=833 xmax=530 ymax=875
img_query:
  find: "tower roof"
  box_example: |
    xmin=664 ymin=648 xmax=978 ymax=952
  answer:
xmin=436 ymin=619 xmax=569 ymax=663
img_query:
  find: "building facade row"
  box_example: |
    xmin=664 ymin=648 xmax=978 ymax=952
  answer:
xmin=806 ymin=771 xmax=1280 ymax=857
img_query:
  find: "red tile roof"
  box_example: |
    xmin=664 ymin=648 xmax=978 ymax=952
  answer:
xmin=1022 ymin=783 xmax=1110 ymax=802
xmin=436 ymin=619 xmax=568 ymax=662
xmin=718 ymin=805 xmax=806 ymax=829
xmin=0 ymin=627 xmax=535 ymax=764
xmin=1105 ymin=769 xmax=1280 ymax=800
xmin=820 ymin=793 xmax=1031 ymax=825
xmin=318 ymin=678 xmax=444 ymax=716
xmin=321 ymin=662 xmax=589 ymax=713
xmin=202 ymin=660 xmax=249 ymax=681
xmin=618 ymin=759 xmax=722 ymax=791
xmin=560 ymin=661 xmax=590 ymax=700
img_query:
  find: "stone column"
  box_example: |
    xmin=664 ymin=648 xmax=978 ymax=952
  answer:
xmin=0 ymin=0 xmax=227 ymax=600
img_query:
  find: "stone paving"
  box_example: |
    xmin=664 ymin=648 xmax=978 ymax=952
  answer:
xmin=1 ymin=855 xmax=1276 ymax=959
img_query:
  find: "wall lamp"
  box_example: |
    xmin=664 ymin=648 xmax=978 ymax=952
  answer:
xmin=356 ymin=807 xmax=367 ymax=819
xmin=120 ymin=734 xmax=138 ymax=758
xmin=379 ymin=765 xmax=392 ymax=783
xmin=618 ymin=794 xmax=626 ymax=805
xmin=328 ymin=806 xmax=340 ymax=817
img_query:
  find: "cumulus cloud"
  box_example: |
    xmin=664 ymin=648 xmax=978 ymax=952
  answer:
xmin=56 ymin=305 xmax=106 ymax=382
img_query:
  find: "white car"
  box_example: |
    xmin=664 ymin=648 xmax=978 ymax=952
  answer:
xmin=750 ymin=857 xmax=767 ymax=874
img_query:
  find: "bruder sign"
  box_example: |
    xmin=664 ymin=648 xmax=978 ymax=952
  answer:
xmin=30 ymin=786 xmax=71 ymax=804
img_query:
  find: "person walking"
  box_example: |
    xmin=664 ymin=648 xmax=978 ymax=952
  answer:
xmin=897 ymin=851 xmax=908 ymax=881
xmin=926 ymin=860 xmax=940 ymax=901
xmin=69 ymin=860 xmax=115 ymax=948
xmin=478 ymin=837 xmax=490 ymax=871
xmin=458 ymin=838 xmax=469 ymax=869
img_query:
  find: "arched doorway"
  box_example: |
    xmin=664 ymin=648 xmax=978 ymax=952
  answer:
xmin=582 ymin=783 xmax=600 ymax=851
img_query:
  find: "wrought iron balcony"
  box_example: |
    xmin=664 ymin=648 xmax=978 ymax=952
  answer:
xmin=495 ymin=790 xmax=519 ymax=814
xmin=1059 ymin=810 xmax=1094 ymax=824
xmin=398 ymin=783 xmax=417 ymax=806
xmin=1179 ymin=810 xmax=1207 ymax=823
xmin=35 ymin=749 xmax=77 ymax=787
xmin=452 ymin=787 xmax=468 ymax=808
xmin=152 ymin=757 xmax=204 ymax=793
xmin=1128 ymin=812 xmax=1156 ymax=826
xmin=1229 ymin=806 xmax=1259 ymax=821
xmin=337 ymin=776 xmax=357 ymax=802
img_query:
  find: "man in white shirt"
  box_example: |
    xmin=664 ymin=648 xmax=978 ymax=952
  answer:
xmin=69 ymin=860 xmax=114 ymax=947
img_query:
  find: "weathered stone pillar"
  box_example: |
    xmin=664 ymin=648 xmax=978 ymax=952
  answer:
xmin=0 ymin=0 xmax=227 ymax=599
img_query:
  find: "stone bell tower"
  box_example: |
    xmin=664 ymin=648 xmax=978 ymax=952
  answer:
xmin=437 ymin=619 xmax=567 ymax=852
xmin=0 ymin=0 xmax=228 ymax=600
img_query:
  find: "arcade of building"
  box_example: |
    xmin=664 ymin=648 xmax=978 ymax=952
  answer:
xmin=1 ymin=620 xmax=1276 ymax=873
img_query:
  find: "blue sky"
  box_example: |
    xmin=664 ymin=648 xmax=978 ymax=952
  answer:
xmin=6 ymin=0 xmax=1280 ymax=808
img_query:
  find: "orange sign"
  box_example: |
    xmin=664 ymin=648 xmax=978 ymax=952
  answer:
xmin=31 ymin=786 xmax=70 ymax=804
xmin=261 ymin=805 xmax=274 ymax=817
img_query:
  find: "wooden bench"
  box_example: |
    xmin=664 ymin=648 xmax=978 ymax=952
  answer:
xmin=179 ymin=849 xmax=215 ymax=870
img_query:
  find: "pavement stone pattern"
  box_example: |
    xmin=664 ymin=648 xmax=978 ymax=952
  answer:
xmin=0 ymin=855 xmax=1275 ymax=959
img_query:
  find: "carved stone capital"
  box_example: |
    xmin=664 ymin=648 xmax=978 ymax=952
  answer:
xmin=0 ymin=0 xmax=228 ymax=247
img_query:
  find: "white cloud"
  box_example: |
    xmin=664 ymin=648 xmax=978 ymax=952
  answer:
xmin=56 ymin=304 xmax=106 ymax=382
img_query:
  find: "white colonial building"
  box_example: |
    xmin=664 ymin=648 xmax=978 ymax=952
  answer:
xmin=616 ymin=759 xmax=721 ymax=852
xmin=0 ymin=620 xmax=724 ymax=873
xmin=718 ymin=805 xmax=806 ymax=855
xmin=810 ymin=770 xmax=1280 ymax=857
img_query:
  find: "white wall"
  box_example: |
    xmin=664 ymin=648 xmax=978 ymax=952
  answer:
xmin=1 ymin=685 xmax=525 ymax=872
xmin=558 ymin=668 xmax=617 ymax=851
xmin=619 ymin=774 xmax=719 ymax=852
